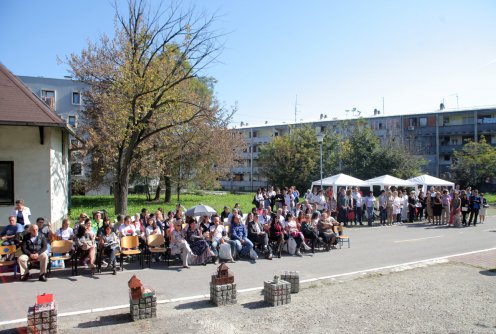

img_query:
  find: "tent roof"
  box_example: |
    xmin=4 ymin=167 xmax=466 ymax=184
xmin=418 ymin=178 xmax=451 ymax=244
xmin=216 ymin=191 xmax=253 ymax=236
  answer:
xmin=407 ymin=174 xmax=454 ymax=187
xmin=312 ymin=173 xmax=369 ymax=187
xmin=365 ymin=174 xmax=416 ymax=187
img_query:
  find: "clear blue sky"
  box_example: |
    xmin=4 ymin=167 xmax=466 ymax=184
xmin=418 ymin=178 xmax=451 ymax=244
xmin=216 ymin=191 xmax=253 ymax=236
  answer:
xmin=1 ymin=0 xmax=495 ymax=126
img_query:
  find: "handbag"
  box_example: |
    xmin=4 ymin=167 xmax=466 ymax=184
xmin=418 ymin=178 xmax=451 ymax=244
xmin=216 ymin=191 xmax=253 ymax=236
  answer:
xmin=347 ymin=211 xmax=355 ymax=221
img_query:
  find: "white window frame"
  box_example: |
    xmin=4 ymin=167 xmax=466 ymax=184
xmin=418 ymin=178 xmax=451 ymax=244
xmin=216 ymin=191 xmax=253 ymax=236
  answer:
xmin=40 ymin=89 xmax=56 ymax=111
xmin=72 ymin=91 xmax=82 ymax=105
xmin=68 ymin=115 xmax=77 ymax=127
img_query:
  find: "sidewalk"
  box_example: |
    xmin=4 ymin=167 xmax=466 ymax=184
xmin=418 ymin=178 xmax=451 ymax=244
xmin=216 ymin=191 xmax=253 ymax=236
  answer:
xmin=2 ymin=259 xmax=495 ymax=334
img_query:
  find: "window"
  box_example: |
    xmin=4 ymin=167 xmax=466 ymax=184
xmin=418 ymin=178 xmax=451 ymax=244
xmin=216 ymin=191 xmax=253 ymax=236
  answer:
xmin=443 ymin=116 xmax=450 ymax=126
xmin=450 ymin=138 xmax=459 ymax=145
xmin=72 ymin=92 xmax=81 ymax=105
xmin=419 ymin=117 xmax=427 ymax=127
xmin=233 ymin=174 xmax=244 ymax=181
xmin=252 ymin=131 xmax=258 ymax=138
xmin=378 ymin=122 xmax=383 ymax=130
xmin=408 ymin=118 xmax=417 ymax=127
xmin=443 ymin=155 xmax=451 ymax=161
xmin=0 ymin=162 xmax=14 ymax=205
xmin=68 ymin=115 xmax=76 ymax=127
xmin=71 ymin=163 xmax=82 ymax=176
xmin=71 ymin=139 xmax=79 ymax=148
xmin=41 ymin=90 xmax=56 ymax=110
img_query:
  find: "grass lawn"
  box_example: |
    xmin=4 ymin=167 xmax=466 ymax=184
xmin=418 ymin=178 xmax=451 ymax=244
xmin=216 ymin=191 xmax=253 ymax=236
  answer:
xmin=69 ymin=193 xmax=254 ymax=220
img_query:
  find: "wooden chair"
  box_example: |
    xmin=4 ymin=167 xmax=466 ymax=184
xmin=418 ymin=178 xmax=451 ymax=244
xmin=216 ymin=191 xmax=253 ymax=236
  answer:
xmin=336 ymin=226 xmax=350 ymax=248
xmin=120 ymin=236 xmax=143 ymax=271
xmin=0 ymin=245 xmax=18 ymax=277
xmin=48 ymin=240 xmax=74 ymax=276
xmin=146 ymin=234 xmax=166 ymax=268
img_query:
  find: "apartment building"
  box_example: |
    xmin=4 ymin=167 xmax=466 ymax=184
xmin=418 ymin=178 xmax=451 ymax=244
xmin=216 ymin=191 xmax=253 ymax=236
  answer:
xmin=221 ymin=107 xmax=496 ymax=192
xmin=16 ymin=76 xmax=101 ymax=193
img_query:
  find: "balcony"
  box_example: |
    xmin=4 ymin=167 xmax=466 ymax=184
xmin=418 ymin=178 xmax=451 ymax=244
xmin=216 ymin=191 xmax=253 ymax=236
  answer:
xmin=438 ymin=124 xmax=476 ymax=135
xmin=239 ymin=152 xmax=260 ymax=159
xmin=439 ymin=144 xmax=463 ymax=154
xmin=248 ymin=136 xmax=271 ymax=144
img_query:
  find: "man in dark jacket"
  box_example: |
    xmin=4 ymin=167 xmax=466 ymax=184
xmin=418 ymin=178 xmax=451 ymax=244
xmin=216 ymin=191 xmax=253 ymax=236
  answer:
xmin=18 ymin=224 xmax=48 ymax=282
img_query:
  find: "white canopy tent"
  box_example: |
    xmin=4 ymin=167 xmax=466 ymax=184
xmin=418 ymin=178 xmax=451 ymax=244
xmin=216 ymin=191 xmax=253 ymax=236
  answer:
xmin=407 ymin=174 xmax=455 ymax=194
xmin=311 ymin=173 xmax=370 ymax=199
xmin=365 ymin=174 xmax=416 ymax=190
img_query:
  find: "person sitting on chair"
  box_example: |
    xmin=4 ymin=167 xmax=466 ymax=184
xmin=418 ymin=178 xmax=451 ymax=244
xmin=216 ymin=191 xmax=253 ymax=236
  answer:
xmin=247 ymin=213 xmax=272 ymax=260
xmin=317 ymin=212 xmax=338 ymax=250
xmin=230 ymin=214 xmax=253 ymax=258
xmin=56 ymin=218 xmax=74 ymax=241
xmin=170 ymin=219 xmax=194 ymax=269
xmin=1 ymin=216 xmax=20 ymax=246
xmin=99 ymin=224 xmax=119 ymax=275
xmin=18 ymin=224 xmax=48 ymax=282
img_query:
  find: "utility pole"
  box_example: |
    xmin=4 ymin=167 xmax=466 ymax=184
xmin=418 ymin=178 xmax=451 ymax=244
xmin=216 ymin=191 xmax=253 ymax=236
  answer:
xmin=382 ymin=97 xmax=385 ymax=115
xmin=294 ymin=94 xmax=299 ymax=123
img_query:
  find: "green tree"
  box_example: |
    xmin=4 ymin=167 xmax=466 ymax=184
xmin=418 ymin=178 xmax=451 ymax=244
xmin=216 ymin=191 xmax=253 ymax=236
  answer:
xmin=67 ymin=0 xmax=226 ymax=214
xmin=451 ymin=136 xmax=496 ymax=187
xmin=258 ymin=125 xmax=322 ymax=192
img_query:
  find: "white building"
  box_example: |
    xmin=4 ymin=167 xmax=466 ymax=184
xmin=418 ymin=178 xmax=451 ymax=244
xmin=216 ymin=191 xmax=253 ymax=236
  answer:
xmin=0 ymin=63 xmax=74 ymax=227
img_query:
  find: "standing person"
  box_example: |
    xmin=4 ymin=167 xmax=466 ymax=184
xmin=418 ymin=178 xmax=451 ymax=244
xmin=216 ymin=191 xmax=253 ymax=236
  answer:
xmin=460 ymin=191 xmax=470 ymax=226
xmin=18 ymin=224 xmax=48 ymax=282
xmin=352 ymin=187 xmax=363 ymax=226
xmin=400 ymin=190 xmax=409 ymax=223
xmin=407 ymin=191 xmax=417 ymax=223
xmin=386 ymin=191 xmax=394 ymax=226
xmin=364 ymin=191 xmax=376 ymax=226
xmin=478 ymin=193 xmax=488 ymax=224
xmin=11 ymin=199 xmax=31 ymax=233
xmin=467 ymin=190 xmax=481 ymax=226
xmin=417 ymin=191 xmax=426 ymax=222
xmin=426 ymin=189 xmax=434 ymax=224
xmin=392 ymin=191 xmax=402 ymax=224
xmin=432 ymin=192 xmax=443 ymax=225
xmin=441 ymin=189 xmax=451 ymax=225
xmin=314 ymin=189 xmax=326 ymax=212
xmin=337 ymin=189 xmax=347 ymax=226
xmin=378 ymin=190 xmax=387 ymax=226
xmin=267 ymin=186 xmax=276 ymax=211
xmin=451 ymin=191 xmax=462 ymax=228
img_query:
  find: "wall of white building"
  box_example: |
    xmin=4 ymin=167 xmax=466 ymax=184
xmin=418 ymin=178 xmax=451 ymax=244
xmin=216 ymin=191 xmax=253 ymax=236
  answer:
xmin=0 ymin=125 xmax=68 ymax=227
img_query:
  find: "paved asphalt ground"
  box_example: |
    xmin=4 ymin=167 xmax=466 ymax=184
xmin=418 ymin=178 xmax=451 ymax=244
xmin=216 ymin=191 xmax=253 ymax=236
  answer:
xmin=0 ymin=215 xmax=495 ymax=324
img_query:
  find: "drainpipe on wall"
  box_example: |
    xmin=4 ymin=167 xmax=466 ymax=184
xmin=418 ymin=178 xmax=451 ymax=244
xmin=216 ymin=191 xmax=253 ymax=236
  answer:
xmin=435 ymin=113 xmax=440 ymax=177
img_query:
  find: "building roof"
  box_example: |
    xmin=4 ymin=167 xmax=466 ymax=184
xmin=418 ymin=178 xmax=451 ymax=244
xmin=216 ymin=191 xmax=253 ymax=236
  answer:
xmin=0 ymin=62 xmax=70 ymax=128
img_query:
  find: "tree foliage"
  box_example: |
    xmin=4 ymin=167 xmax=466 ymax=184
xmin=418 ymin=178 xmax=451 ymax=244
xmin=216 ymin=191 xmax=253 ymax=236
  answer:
xmin=451 ymin=136 xmax=496 ymax=187
xmin=258 ymin=121 xmax=425 ymax=193
xmin=67 ymin=0 xmax=232 ymax=213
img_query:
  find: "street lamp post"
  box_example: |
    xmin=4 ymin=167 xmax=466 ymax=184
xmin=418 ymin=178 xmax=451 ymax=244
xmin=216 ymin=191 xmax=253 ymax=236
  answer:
xmin=316 ymin=132 xmax=325 ymax=190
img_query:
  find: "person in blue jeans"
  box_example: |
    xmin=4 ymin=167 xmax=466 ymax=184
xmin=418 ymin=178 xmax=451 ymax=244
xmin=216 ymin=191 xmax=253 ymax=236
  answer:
xmin=468 ymin=189 xmax=481 ymax=226
xmin=230 ymin=215 xmax=253 ymax=256
xmin=365 ymin=192 xmax=377 ymax=226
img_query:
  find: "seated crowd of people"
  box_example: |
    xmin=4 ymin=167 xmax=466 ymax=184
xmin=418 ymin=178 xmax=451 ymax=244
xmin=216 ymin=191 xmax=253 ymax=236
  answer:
xmin=1 ymin=185 xmax=488 ymax=282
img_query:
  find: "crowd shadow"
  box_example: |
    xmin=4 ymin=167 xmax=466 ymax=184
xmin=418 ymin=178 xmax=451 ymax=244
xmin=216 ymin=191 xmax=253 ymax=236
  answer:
xmin=479 ymin=269 xmax=496 ymax=277
xmin=77 ymin=313 xmax=130 ymax=328
xmin=174 ymin=300 xmax=214 ymax=310
xmin=242 ymin=300 xmax=269 ymax=310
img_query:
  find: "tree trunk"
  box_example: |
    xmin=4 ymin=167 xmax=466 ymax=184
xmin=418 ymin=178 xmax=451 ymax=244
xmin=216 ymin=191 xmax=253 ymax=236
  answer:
xmin=164 ymin=175 xmax=172 ymax=203
xmin=114 ymin=147 xmax=132 ymax=215
xmin=153 ymin=185 xmax=161 ymax=201
xmin=145 ymin=177 xmax=151 ymax=201
xmin=114 ymin=171 xmax=129 ymax=215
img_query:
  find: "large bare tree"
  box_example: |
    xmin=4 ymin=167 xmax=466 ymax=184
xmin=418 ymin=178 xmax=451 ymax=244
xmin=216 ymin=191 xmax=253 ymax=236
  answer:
xmin=67 ymin=0 xmax=224 ymax=213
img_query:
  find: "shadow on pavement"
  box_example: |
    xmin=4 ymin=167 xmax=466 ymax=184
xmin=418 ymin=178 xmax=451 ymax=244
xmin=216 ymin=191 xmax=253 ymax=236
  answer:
xmin=174 ymin=299 xmax=214 ymax=310
xmin=242 ymin=300 xmax=269 ymax=310
xmin=479 ymin=269 xmax=496 ymax=277
xmin=77 ymin=313 xmax=130 ymax=328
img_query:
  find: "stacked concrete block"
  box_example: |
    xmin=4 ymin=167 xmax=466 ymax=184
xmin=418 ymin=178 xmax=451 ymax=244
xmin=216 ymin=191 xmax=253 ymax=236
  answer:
xmin=281 ymin=271 xmax=300 ymax=293
xmin=209 ymin=280 xmax=237 ymax=306
xmin=130 ymin=289 xmax=157 ymax=321
xmin=27 ymin=302 xmax=58 ymax=334
xmin=264 ymin=275 xmax=291 ymax=306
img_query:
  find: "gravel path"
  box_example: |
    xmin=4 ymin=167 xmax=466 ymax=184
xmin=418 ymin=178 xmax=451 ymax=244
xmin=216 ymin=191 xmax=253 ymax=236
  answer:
xmin=4 ymin=261 xmax=495 ymax=334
